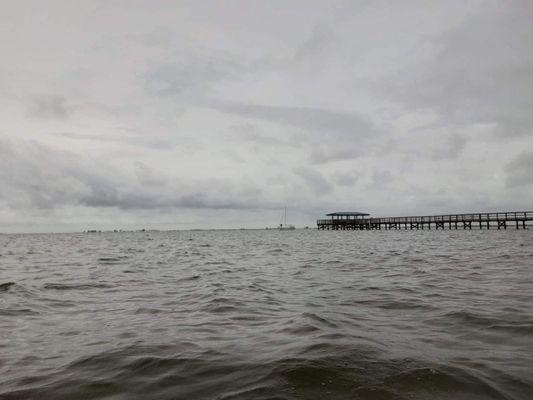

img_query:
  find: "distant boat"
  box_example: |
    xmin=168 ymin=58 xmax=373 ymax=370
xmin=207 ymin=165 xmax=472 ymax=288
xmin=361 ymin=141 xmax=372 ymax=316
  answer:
xmin=279 ymin=207 xmax=295 ymax=230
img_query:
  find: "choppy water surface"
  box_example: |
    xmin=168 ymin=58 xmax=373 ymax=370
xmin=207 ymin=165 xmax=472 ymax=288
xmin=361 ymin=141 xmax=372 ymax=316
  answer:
xmin=1 ymin=229 xmax=532 ymax=399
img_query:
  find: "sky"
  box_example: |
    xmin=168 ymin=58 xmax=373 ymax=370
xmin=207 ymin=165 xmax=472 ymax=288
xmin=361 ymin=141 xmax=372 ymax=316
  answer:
xmin=1 ymin=0 xmax=532 ymax=232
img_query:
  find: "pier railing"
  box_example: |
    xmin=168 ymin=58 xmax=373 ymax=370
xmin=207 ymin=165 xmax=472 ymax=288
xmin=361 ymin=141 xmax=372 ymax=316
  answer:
xmin=373 ymin=211 xmax=533 ymax=224
xmin=317 ymin=211 xmax=533 ymax=229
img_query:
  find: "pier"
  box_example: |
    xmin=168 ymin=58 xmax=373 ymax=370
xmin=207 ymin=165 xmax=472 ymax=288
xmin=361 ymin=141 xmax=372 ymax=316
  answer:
xmin=317 ymin=211 xmax=533 ymax=230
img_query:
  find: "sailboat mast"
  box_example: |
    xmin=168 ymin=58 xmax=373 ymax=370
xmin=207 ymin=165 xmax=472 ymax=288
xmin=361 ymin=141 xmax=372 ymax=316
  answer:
xmin=284 ymin=207 xmax=287 ymax=226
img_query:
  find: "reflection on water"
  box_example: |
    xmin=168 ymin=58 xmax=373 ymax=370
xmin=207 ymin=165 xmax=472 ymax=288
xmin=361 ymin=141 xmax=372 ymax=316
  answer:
xmin=1 ymin=229 xmax=532 ymax=399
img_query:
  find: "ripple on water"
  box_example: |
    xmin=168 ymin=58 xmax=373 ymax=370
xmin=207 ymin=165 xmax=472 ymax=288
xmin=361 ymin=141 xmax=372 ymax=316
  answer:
xmin=98 ymin=256 xmax=129 ymax=265
xmin=0 ymin=282 xmax=16 ymax=291
xmin=43 ymin=283 xmax=113 ymax=290
xmin=0 ymin=230 xmax=532 ymax=399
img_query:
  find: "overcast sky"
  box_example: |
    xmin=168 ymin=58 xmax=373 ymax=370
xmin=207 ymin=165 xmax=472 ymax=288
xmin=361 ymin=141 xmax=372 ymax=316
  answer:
xmin=1 ymin=0 xmax=532 ymax=232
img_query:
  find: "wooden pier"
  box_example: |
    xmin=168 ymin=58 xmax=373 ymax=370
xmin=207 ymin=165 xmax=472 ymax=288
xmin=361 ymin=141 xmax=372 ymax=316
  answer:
xmin=317 ymin=211 xmax=533 ymax=230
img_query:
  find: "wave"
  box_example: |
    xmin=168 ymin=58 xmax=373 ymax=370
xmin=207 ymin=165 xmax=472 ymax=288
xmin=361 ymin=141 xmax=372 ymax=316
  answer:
xmin=433 ymin=310 xmax=533 ymax=329
xmin=43 ymin=283 xmax=113 ymax=290
xmin=1 ymin=345 xmax=522 ymax=400
xmin=0 ymin=308 xmax=40 ymax=316
xmin=98 ymin=256 xmax=129 ymax=265
xmin=2 ymin=229 xmax=533 ymax=400
xmin=0 ymin=282 xmax=15 ymax=292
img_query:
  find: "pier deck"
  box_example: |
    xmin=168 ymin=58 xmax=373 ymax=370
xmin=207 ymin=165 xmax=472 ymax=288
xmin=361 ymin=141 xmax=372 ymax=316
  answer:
xmin=317 ymin=211 xmax=533 ymax=230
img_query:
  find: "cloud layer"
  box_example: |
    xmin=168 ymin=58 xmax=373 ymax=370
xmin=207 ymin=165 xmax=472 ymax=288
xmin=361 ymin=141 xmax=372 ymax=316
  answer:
xmin=1 ymin=1 xmax=532 ymax=232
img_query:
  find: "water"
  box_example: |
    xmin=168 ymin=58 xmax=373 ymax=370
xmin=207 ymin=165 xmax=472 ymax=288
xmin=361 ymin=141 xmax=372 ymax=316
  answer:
xmin=1 ymin=229 xmax=532 ymax=399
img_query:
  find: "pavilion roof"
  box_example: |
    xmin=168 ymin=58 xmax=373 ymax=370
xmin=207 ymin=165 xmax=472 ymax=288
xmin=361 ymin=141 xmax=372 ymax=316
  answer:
xmin=326 ymin=212 xmax=370 ymax=217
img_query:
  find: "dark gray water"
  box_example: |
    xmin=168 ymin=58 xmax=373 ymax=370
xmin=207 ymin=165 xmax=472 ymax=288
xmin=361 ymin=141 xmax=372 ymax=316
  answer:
xmin=1 ymin=230 xmax=532 ymax=399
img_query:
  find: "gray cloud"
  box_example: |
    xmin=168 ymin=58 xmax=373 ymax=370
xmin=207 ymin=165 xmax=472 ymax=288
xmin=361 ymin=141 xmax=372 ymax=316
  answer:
xmin=208 ymin=100 xmax=381 ymax=164
xmin=385 ymin=4 xmax=533 ymax=139
xmin=27 ymin=95 xmax=70 ymax=119
xmin=53 ymin=131 xmax=181 ymax=150
xmin=24 ymin=94 xmax=139 ymax=123
xmin=370 ymin=169 xmax=394 ymax=189
xmin=133 ymin=161 xmax=166 ymax=187
xmin=333 ymin=170 xmax=359 ymax=187
xmin=228 ymin=123 xmax=289 ymax=147
xmin=145 ymin=50 xmax=246 ymax=97
xmin=208 ymin=100 xmax=377 ymax=137
xmin=431 ymin=133 xmax=467 ymax=160
xmin=307 ymin=145 xmax=368 ymax=164
xmin=505 ymin=152 xmax=533 ymax=188
xmin=294 ymin=24 xmax=336 ymax=62
xmin=0 ymin=139 xmax=270 ymax=212
xmin=293 ymin=166 xmax=334 ymax=195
